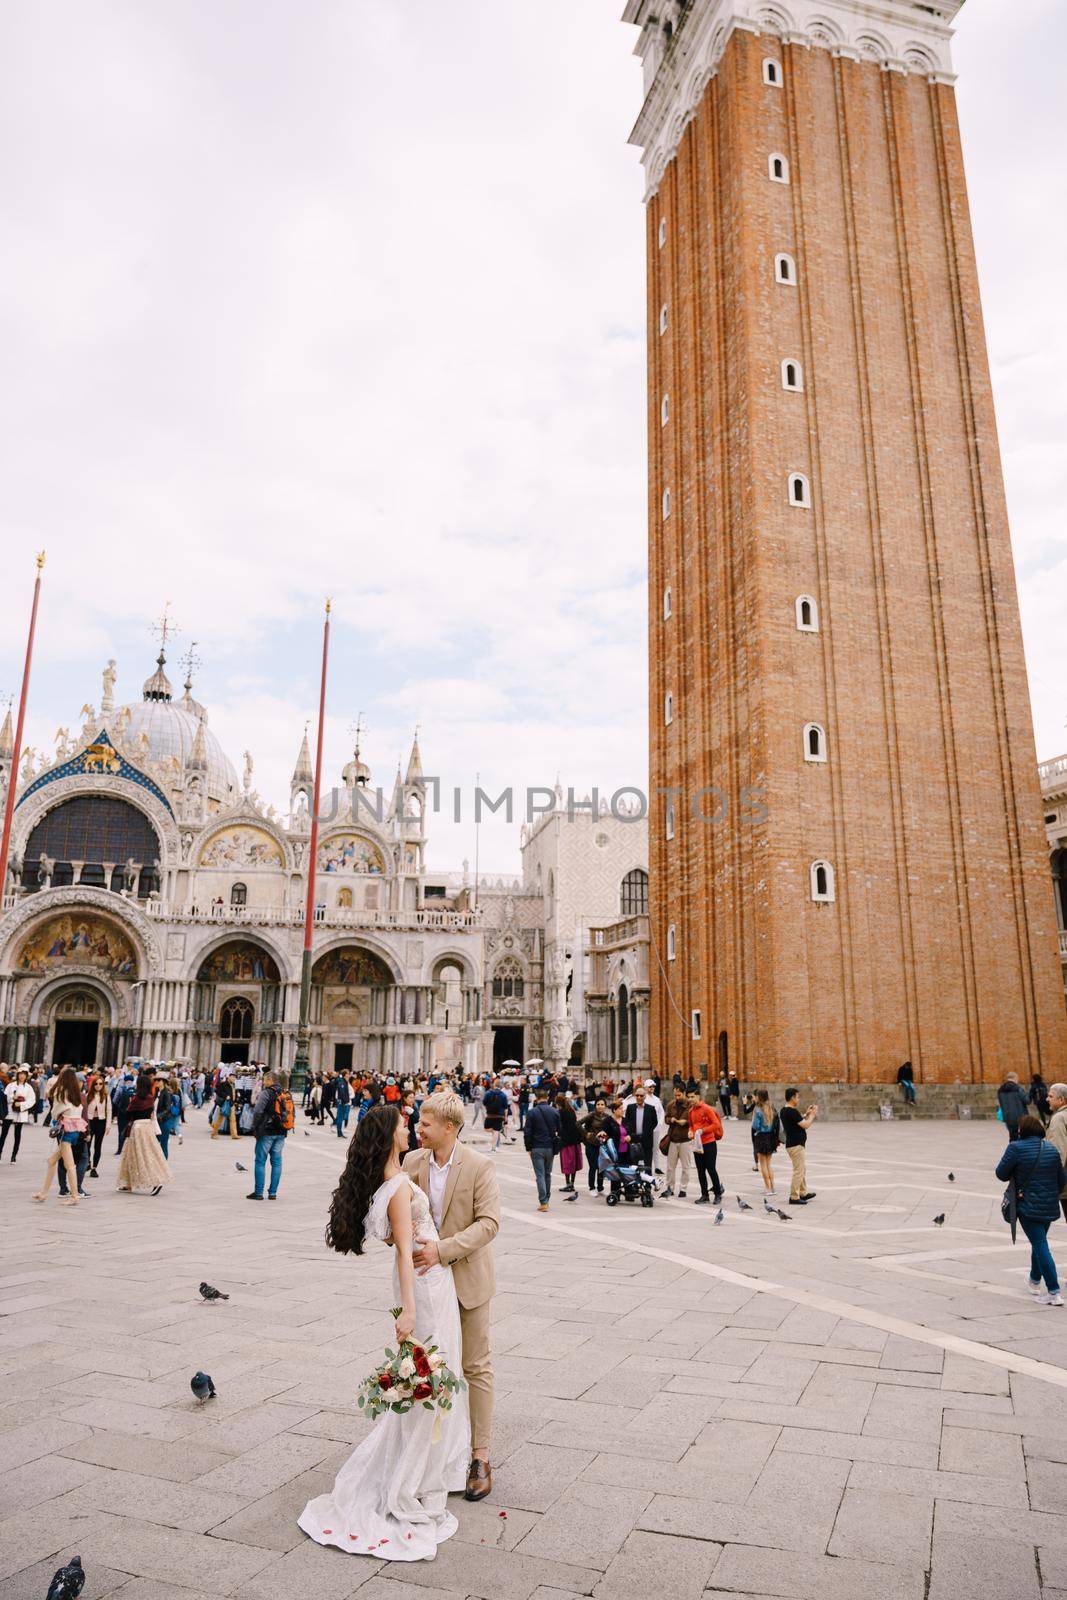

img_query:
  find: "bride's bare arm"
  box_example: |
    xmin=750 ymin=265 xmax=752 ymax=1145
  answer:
xmin=387 ymin=1183 xmax=417 ymax=1343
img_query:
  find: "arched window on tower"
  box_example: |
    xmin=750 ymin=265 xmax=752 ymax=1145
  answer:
xmin=763 ymin=57 xmax=782 ymax=85
xmin=667 ymin=923 xmax=677 ymax=960
xmin=788 ymin=472 xmax=811 ymax=507
xmin=658 ymin=217 xmax=667 ymax=248
xmin=782 ymin=358 xmax=803 ymax=392
xmin=659 ymin=304 xmax=668 ymax=334
xmin=663 ymin=584 xmax=672 ymax=620
xmin=621 ymin=868 xmax=649 ymax=916
xmin=769 ymin=153 xmax=789 ymax=183
xmin=803 ymin=723 xmax=827 ymax=763
xmin=775 ymin=253 xmax=796 ymax=285
xmin=661 ymin=393 xmax=670 ymax=426
xmin=230 ymin=882 xmax=247 ymax=907
xmin=664 ymin=691 xmax=674 ymax=725
xmin=795 ymin=595 xmax=819 ymax=632
xmin=662 ymin=487 xmax=671 ymax=519
xmin=810 ymin=860 xmax=835 ymax=903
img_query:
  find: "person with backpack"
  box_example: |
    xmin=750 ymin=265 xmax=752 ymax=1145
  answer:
xmin=248 ymin=1070 xmax=294 ymax=1201
xmin=751 ymin=1089 xmax=780 ymax=1196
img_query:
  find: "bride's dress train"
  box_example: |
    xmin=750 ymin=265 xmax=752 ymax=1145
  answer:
xmin=298 ymin=1173 xmax=470 ymax=1561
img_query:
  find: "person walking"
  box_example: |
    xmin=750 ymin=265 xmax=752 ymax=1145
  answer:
xmin=31 ymin=1067 xmax=86 ymax=1206
xmin=751 ymin=1090 xmax=780 ymax=1196
xmin=662 ymin=1092 xmax=693 ymax=1198
xmin=998 ymin=1073 xmax=1030 ymax=1141
xmin=996 ymin=1114 xmax=1066 ymax=1306
xmin=0 ymin=1068 xmax=35 ymax=1163
xmin=780 ymin=1088 xmax=817 ymax=1206
xmin=116 ymin=1071 xmax=169 ymax=1196
xmin=156 ymin=1074 xmax=183 ymax=1160
xmin=247 ymin=1069 xmax=293 ymax=1200
xmin=555 ymin=1093 xmax=583 ymax=1194
xmin=896 ymin=1061 xmax=917 ymax=1106
xmin=84 ymin=1071 xmax=111 ymax=1176
xmin=622 ymin=1083 xmax=657 ymax=1170
xmin=482 ymin=1078 xmax=509 ymax=1153
xmin=334 ymin=1071 xmax=353 ymax=1139
xmin=524 ymin=1087 xmax=561 ymax=1211
xmin=687 ymin=1090 xmax=725 ymax=1204
xmin=1030 ymin=1073 xmax=1051 ymax=1126
xmin=717 ymin=1072 xmax=732 ymax=1122
xmin=579 ymin=1098 xmax=616 ymax=1194
xmin=1044 ymin=1083 xmax=1067 ymax=1223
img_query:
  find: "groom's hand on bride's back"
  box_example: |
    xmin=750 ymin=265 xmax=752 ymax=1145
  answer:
xmin=412 ymin=1240 xmax=441 ymax=1273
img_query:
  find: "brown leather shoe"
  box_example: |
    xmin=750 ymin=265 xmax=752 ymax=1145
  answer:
xmin=465 ymin=1458 xmax=492 ymax=1502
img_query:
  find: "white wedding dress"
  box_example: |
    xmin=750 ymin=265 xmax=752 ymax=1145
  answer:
xmin=298 ymin=1173 xmax=471 ymax=1561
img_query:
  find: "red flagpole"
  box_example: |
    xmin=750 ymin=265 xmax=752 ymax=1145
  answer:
xmin=0 ymin=552 xmax=45 ymax=905
xmin=293 ymin=599 xmax=331 ymax=1090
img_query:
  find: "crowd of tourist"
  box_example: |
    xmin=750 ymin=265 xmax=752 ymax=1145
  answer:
xmin=3 ymin=1055 xmax=1067 ymax=1306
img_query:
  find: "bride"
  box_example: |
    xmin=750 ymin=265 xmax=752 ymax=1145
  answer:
xmin=298 ymin=1103 xmax=470 ymax=1561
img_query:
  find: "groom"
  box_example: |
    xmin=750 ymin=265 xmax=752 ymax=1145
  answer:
xmin=404 ymin=1087 xmax=500 ymax=1502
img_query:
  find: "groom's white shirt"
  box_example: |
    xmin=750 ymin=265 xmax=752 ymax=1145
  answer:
xmin=427 ymin=1146 xmax=456 ymax=1231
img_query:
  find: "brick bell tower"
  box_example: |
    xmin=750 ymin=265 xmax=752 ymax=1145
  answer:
xmin=626 ymin=0 xmax=1067 ymax=1086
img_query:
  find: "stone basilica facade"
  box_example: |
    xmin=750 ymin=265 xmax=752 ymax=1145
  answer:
xmin=0 ymin=652 xmax=648 ymax=1078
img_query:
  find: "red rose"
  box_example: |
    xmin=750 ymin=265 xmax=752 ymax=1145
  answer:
xmin=378 ymin=1372 xmax=394 ymax=1390
xmin=413 ymin=1383 xmax=432 ymax=1400
xmin=414 ymin=1354 xmax=431 ymax=1378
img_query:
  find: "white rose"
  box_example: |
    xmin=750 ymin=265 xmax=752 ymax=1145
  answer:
xmin=398 ymin=1357 xmax=416 ymax=1379
xmin=428 ymin=1352 xmax=444 ymax=1371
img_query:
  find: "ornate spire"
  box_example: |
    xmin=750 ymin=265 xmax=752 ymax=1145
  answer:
xmin=0 ymin=704 xmax=12 ymax=760
xmin=405 ymin=726 xmax=423 ymax=786
xmin=292 ymin=725 xmax=313 ymax=787
xmin=187 ymin=712 xmax=208 ymax=771
xmin=179 ymin=641 xmax=207 ymax=720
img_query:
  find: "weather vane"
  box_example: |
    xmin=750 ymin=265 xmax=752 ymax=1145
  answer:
xmin=150 ymin=601 xmax=180 ymax=657
xmin=180 ymin=640 xmax=202 ymax=689
xmin=349 ymin=712 xmax=367 ymax=756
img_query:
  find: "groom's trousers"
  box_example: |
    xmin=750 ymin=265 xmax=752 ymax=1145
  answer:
xmin=459 ymin=1300 xmax=493 ymax=1454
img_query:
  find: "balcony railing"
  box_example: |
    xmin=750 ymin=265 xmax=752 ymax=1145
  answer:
xmin=590 ymin=915 xmax=649 ymax=948
xmin=142 ymin=901 xmax=482 ymax=931
xmin=1039 ymin=753 xmax=1067 ymax=788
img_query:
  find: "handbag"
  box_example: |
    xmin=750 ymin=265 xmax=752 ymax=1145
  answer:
xmin=659 ymin=1131 xmax=671 ymax=1156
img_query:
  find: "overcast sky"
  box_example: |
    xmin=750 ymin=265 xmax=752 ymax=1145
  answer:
xmin=2 ymin=0 xmax=1064 ymax=871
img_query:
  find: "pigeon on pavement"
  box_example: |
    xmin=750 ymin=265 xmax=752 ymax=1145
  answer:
xmin=736 ymin=1196 xmax=753 ymax=1211
xmin=235 ymin=1162 xmax=247 ymax=1172
xmin=714 ymin=1207 xmax=725 ymax=1225
xmin=763 ymin=1196 xmax=776 ymax=1212
xmin=191 ymin=1371 xmax=217 ymax=1402
xmin=199 ymin=1282 xmax=228 ymax=1301
xmin=775 ymin=1208 xmax=792 ymax=1222
xmin=933 ymin=1214 xmax=946 ymax=1226
xmin=46 ymin=1557 xmax=85 ymax=1600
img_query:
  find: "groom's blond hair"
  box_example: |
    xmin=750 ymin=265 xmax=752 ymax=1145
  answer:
xmin=422 ymin=1088 xmax=465 ymax=1129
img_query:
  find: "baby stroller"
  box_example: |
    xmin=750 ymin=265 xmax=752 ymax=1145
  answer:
xmin=598 ymin=1137 xmax=655 ymax=1208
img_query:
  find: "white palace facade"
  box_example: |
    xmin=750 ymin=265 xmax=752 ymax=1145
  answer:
xmin=0 ymin=651 xmax=648 ymax=1078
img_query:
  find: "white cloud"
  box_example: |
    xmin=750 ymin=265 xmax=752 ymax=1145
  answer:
xmin=2 ymin=0 xmax=1063 ymax=888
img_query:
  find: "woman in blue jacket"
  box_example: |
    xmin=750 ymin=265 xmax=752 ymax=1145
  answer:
xmin=996 ymin=1114 xmax=1066 ymax=1306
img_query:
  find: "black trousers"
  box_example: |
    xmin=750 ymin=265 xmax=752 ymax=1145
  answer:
xmin=587 ymin=1149 xmax=603 ymax=1191
xmin=0 ymin=1120 xmax=23 ymax=1159
xmin=58 ymin=1136 xmax=90 ymax=1196
xmin=89 ymin=1118 xmax=107 ymax=1169
xmin=693 ymin=1145 xmax=724 ymax=1200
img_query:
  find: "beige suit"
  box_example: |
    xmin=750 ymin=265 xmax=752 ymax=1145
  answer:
xmin=403 ymin=1140 xmax=499 ymax=1453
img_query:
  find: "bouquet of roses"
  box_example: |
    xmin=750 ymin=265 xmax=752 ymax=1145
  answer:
xmin=357 ymin=1308 xmax=465 ymax=1422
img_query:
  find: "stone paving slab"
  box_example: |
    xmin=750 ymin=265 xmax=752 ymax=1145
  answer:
xmin=4 ymin=1116 xmax=1067 ymax=1598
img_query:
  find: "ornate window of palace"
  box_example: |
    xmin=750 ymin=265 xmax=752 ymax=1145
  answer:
xmin=230 ymin=881 xmax=247 ymax=906
xmin=219 ymin=996 xmax=254 ymax=1041
xmin=621 ymin=867 xmax=649 ymax=916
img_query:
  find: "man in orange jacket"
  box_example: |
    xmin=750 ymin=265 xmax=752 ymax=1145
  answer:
xmin=687 ymin=1091 xmax=725 ymax=1205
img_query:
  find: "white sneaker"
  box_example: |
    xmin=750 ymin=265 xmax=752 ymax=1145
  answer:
xmin=1038 ymin=1291 xmax=1064 ymax=1307
xmin=1027 ymin=1279 xmax=1043 ymax=1296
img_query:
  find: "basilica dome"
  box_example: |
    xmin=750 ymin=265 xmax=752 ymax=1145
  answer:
xmin=114 ymin=655 xmax=239 ymax=806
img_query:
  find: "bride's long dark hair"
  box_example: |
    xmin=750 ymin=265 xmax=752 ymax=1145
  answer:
xmin=326 ymin=1103 xmax=402 ymax=1256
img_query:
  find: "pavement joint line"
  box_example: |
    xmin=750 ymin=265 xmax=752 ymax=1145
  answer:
xmin=496 ymin=1206 xmax=1067 ymax=1391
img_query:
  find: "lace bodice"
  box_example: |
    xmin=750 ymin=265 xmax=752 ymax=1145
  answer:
xmin=364 ymin=1173 xmax=436 ymax=1245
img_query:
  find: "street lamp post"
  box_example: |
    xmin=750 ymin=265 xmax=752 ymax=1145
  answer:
xmin=291 ymin=600 xmax=331 ymax=1096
